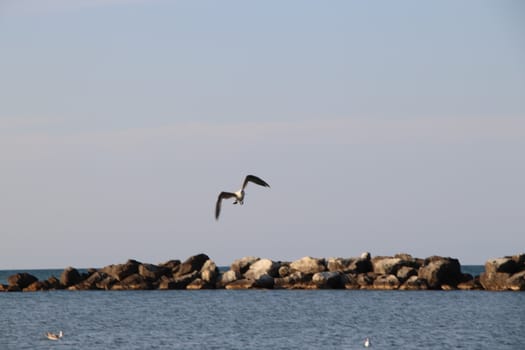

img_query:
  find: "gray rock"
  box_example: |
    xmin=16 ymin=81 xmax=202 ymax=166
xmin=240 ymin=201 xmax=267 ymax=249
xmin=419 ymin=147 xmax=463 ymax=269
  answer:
xmin=290 ymin=256 xmax=326 ymax=275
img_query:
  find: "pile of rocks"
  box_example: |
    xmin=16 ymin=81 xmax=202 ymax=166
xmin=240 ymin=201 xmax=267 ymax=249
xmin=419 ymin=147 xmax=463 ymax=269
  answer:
xmin=1 ymin=253 xmax=523 ymax=292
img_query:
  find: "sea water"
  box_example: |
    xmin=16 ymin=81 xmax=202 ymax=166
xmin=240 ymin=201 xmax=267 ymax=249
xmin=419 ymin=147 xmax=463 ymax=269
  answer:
xmin=1 ymin=287 xmax=524 ymax=349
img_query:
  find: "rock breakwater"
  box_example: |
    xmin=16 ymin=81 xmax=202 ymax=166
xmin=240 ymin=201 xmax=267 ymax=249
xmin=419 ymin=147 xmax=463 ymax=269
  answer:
xmin=2 ymin=253 xmax=524 ymax=292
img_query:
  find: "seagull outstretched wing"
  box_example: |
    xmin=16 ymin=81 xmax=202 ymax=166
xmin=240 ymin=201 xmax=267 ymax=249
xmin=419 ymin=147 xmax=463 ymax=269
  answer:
xmin=215 ymin=192 xmax=236 ymax=220
xmin=242 ymin=175 xmax=270 ymax=190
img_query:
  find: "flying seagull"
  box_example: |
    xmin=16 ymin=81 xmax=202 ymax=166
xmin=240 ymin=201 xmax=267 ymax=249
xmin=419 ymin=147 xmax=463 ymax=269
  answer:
xmin=45 ymin=331 xmax=63 ymax=341
xmin=215 ymin=175 xmax=270 ymax=220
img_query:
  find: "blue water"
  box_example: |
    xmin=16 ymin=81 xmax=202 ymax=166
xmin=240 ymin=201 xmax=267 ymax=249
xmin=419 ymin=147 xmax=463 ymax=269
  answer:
xmin=1 ymin=289 xmax=524 ymax=349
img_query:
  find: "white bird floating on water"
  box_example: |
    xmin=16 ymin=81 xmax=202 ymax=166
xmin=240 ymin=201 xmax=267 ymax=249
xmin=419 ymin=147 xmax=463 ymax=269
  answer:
xmin=45 ymin=331 xmax=63 ymax=341
xmin=215 ymin=174 xmax=270 ymax=220
xmin=364 ymin=337 xmax=371 ymax=347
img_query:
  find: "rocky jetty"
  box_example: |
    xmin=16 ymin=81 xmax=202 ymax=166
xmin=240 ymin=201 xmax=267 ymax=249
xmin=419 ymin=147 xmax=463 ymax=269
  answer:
xmin=1 ymin=253 xmax=524 ymax=292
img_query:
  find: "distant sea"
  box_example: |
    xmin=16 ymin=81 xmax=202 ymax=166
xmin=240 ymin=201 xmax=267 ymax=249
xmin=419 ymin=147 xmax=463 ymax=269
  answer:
xmin=2 ymin=265 xmax=524 ymax=349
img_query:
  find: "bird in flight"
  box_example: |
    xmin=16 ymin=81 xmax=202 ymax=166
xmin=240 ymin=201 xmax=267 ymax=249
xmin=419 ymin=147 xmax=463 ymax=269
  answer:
xmin=215 ymin=175 xmax=270 ymax=220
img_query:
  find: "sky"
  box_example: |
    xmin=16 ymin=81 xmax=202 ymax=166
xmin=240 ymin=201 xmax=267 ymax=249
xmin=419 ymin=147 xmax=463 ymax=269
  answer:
xmin=0 ymin=0 xmax=524 ymax=269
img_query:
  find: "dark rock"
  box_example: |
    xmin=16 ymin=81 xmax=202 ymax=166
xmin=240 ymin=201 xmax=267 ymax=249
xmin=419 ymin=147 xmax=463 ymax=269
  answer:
xmin=274 ymin=272 xmax=306 ymax=289
xmin=0 ymin=284 xmax=8 ymax=292
xmin=485 ymin=258 xmax=518 ymax=274
xmin=343 ymin=274 xmax=360 ymax=289
xmin=24 ymin=281 xmax=49 ymax=292
xmin=511 ymin=254 xmax=525 ymax=268
xmin=400 ymin=276 xmax=428 ymax=290
xmin=327 ymin=258 xmax=354 ymax=273
xmin=373 ymin=274 xmax=400 ymax=290
xmin=458 ymin=275 xmax=483 ymax=290
xmin=187 ymin=278 xmax=214 ymax=290
xmin=101 ymin=259 xmax=140 ymax=281
xmin=7 ymin=285 xmax=21 ymax=292
xmin=176 ymin=254 xmax=210 ymax=277
xmin=480 ymin=272 xmax=512 ymax=291
xmin=225 ymin=279 xmax=256 ymax=290
xmin=507 ymin=271 xmax=525 ymax=291
xmin=278 ymin=264 xmax=291 ymax=277
xmin=290 ymin=257 xmax=326 ymax=275
xmin=7 ymin=273 xmax=38 ymax=289
xmin=216 ymin=270 xmax=239 ymax=288
xmin=349 ymin=258 xmax=373 ymax=274
xmin=139 ymin=263 xmax=169 ymax=280
xmin=230 ymin=256 xmax=260 ymax=275
xmin=113 ymin=273 xmax=151 ymax=290
xmin=312 ymin=271 xmax=344 ymax=289
xmin=60 ymin=267 xmax=82 ymax=287
xmin=357 ymin=273 xmax=376 ymax=288
xmin=418 ymin=256 xmax=462 ymax=289
xmin=170 ymin=271 xmax=199 ymax=289
xmin=253 ymin=274 xmax=275 ymax=289
xmin=396 ymin=266 xmax=417 ymax=283
xmin=47 ymin=276 xmax=62 ymax=290
xmin=70 ymin=272 xmax=116 ymax=290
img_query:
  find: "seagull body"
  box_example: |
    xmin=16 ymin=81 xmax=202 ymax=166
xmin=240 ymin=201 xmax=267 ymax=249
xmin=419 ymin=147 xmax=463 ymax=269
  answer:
xmin=364 ymin=337 xmax=371 ymax=347
xmin=45 ymin=331 xmax=63 ymax=341
xmin=215 ymin=175 xmax=270 ymax=220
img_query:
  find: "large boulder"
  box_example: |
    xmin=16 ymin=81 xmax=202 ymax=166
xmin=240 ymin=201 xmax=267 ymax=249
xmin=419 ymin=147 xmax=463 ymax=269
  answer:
xmin=225 ymin=279 xmax=256 ymax=290
xmin=417 ymin=256 xmax=462 ymax=289
xmin=373 ymin=274 xmax=400 ymax=290
xmin=230 ymin=256 xmax=260 ymax=275
xmin=372 ymin=257 xmax=404 ymax=275
xmin=396 ymin=266 xmax=417 ymax=283
xmin=176 ymin=254 xmax=210 ymax=277
xmin=101 ymin=259 xmax=140 ymax=281
xmin=327 ymin=258 xmax=354 ymax=273
xmin=70 ymin=272 xmax=116 ymax=290
xmin=400 ymin=275 xmax=428 ymax=290
xmin=200 ymin=259 xmax=219 ymax=284
xmin=312 ymin=272 xmax=344 ymax=289
xmin=484 ymin=258 xmax=518 ymax=274
xmin=244 ymin=259 xmax=280 ymax=280
xmin=138 ymin=263 xmax=169 ymax=281
xmin=60 ymin=267 xmax=82 ymax=287
xmin=7 ymin=273 xmax=38 ymax=289
xmin=216 ymin=270 xmax=240 ymax=288
xmin=506 ymin=271 xmax=525 ymax=291
xmin=290 ymin=257 xmax=326 ymax=275
xmin=253 ymin=274 xmax=275 ymax=289
xmin=112 ymin=274 xmax=152 ymax=290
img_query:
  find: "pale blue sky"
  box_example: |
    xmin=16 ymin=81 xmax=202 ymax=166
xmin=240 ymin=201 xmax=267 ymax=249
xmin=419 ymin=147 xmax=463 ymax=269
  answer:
xmin=1 ymin=0 xmax=524 ymax=268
